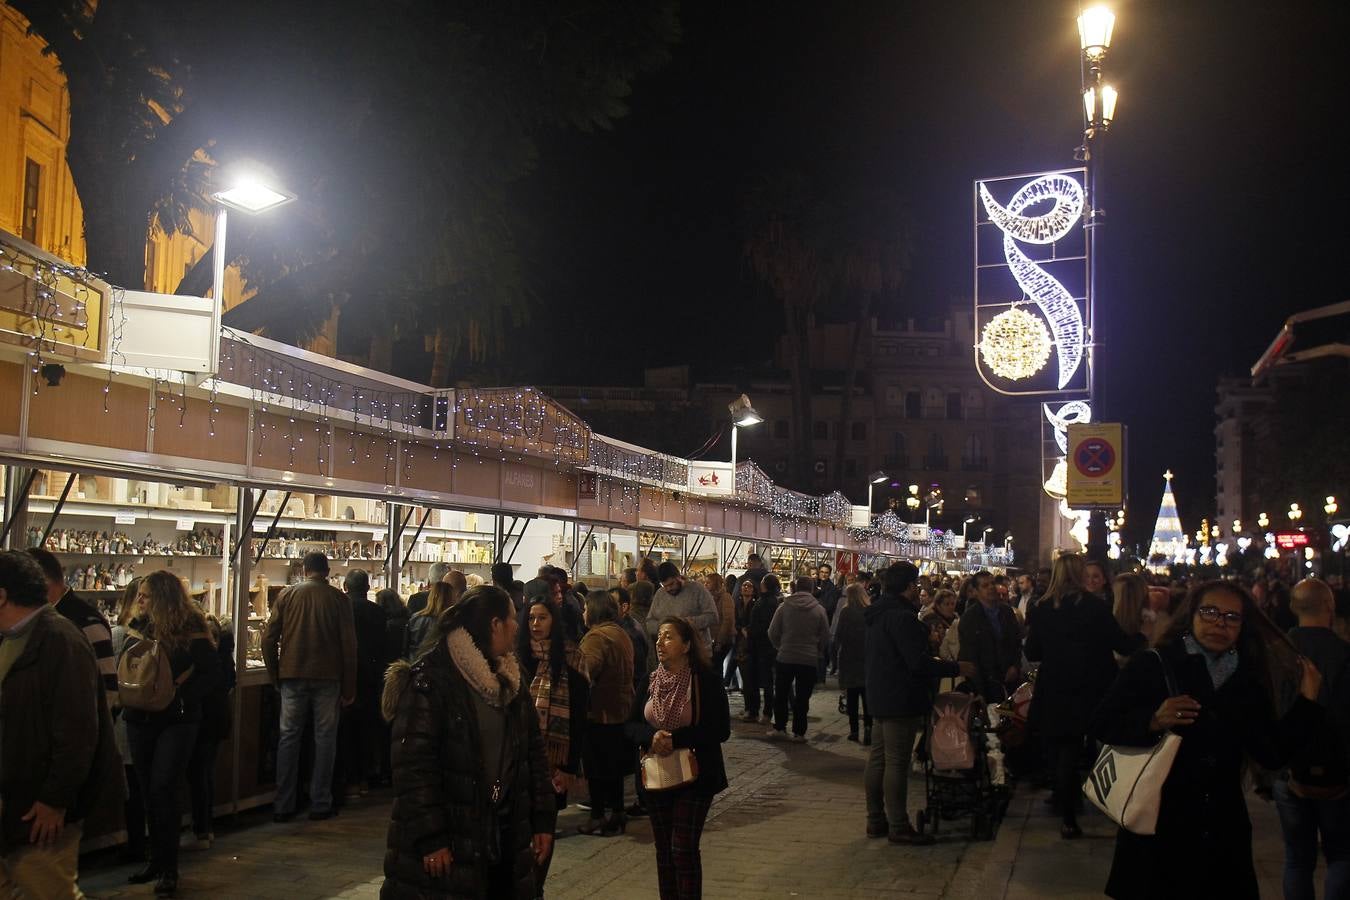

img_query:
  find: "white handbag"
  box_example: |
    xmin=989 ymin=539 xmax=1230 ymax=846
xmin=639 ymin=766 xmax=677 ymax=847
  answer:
xmin=1082 ymin=650 xmax=1182 ymax=835
xmin=640 ymin=749 xmax=699 ymax=791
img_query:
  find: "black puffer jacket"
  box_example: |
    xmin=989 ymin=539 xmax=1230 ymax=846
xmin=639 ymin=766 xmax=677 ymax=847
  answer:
xmin=380 ymin=640 xmax=556 ymax=899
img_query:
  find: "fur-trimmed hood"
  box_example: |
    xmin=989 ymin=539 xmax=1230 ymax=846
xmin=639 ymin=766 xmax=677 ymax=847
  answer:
xmin=381 ymin=630 xmax=522 ymax=722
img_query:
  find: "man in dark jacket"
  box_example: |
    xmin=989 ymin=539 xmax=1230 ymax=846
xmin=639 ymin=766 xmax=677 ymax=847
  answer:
xmin=263 ymin=552 xmax=358 ymax=822
xmin=336 ymin=569 xmax=388 ymax=800
xmin=863 ymin=562 xmax=974 ymax=844
xmin=742 ymin=554 xmax=770 ymax=591
xmin=1277 ymin=578 xmax=1350 ymax=898
xmin=957 ymin=570 xmax=1023 ymax=703
xmin=0 ymin=550 xmax=121 ymax=895
xmin=814 ymin=563 xmax=841 ymax=679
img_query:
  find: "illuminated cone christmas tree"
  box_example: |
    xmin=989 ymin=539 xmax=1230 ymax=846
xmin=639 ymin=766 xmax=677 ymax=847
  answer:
xmin=1149 ymin=470 xmax=1186 ymax=564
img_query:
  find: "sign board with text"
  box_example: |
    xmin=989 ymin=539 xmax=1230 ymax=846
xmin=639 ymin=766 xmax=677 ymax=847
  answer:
xmin=1066 ymin=423 xmax=1125 ymax=509
xmin=687 ymin=461 xmax=734 ymax=497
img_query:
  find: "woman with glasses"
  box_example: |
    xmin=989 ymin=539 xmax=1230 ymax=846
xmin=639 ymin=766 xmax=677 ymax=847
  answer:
xmin=1090 ymin=580 xmax=1325 ymax=899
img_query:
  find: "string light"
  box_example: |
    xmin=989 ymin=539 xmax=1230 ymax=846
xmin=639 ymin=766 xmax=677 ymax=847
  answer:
xmin=980 ymin=307 xmax=1053 ymax=381
xmin=978 ymin=173 xmax=1086 ymax=388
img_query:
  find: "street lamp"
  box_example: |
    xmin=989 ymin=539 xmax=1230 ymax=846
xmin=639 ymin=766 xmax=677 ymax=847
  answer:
xmin=962 ymin=516 xmax=976 ymax=542
xmin=1078 ymin=5 xmax=1118 ymax=565
xmin=867 ymin=471 xmax=889 ymax=518
xmin=1232 ymin=518 xmax=1242 ymax=534
xmin=210 ymin=171 xmax=295 ymax=364
xmin=1289 ymin=503 xmax=1303 ymax=523
xmin=1326 ymin=496 xmax=1339 ymax=517
xmin=727 ymin=394 xmax=762 ymax=468
xmin=1258 ymin=512 xmax=1270 ymax=529
xmin=983 ymin=527 xmax=993 ymax=544
xmin=905 ymin=484 xmax=921 ymax=522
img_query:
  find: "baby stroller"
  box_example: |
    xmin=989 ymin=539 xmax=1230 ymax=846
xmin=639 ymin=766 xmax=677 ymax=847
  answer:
xmin=915 ymin=691 xmax=1009 ymax=841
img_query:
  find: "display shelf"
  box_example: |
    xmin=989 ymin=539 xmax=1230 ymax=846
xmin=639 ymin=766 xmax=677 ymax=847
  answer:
xmin=51 ymin=552 xmax=222 ymax=559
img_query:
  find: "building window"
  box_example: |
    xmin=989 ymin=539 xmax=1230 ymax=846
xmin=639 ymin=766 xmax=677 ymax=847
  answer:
xmin=885 ymin=385 xmax=903 ymax=407
xmin=924 ymin=433 xmax=947 ymax=470
xmin=21 ymin=159 xmax=41 ymax=243
xmin=774 ymin=419 xmax=789 ymax=440
xmin=962 ymin=434 xmax=987 ymax=471
xmin=813 ymin=420 xmax=828 ymax=440
xmin=883 ymin=432 xmax=907 ymax=468
xmin=905 ymin=391 xmax=921 ymax=419
xmin=851 ymin=421 xmax=867 ymax=441
xmin=947 ymin=392 xmax=963 ymax=420
xmin=965 ymin=485 xmax=982 ymax=506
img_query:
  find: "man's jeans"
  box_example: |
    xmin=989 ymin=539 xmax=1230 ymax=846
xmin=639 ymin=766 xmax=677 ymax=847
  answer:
xmin=865 ymin=715 xmax=923 ymax=833
xmin=275 ymin=678 xmax=342 ymax=816
xmin=1274 ymin=779 xmax=1350 ymax=900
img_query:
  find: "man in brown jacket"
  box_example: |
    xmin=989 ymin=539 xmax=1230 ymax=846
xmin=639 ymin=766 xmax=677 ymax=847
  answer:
xmin=263 ymin=552 xmax=357 ymax=822
xmin=0 ymin=550 xmax=121 ymax=896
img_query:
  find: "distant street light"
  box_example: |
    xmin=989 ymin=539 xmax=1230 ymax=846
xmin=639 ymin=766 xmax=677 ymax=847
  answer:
xmin=962 ymin=516 xmax=977 ymax=542
xmin=866 ymin=471 xmax=889 ymax=519
xmin=727 ymin=394 xmax=762 ymax=468
xmin=1326 ymin=496 xmax=1339 ymax=517
xmin=1258 ymin=512 xmax=1270 ymax=529
xmin=1289 ymin=503 xmax=1303 ymax=522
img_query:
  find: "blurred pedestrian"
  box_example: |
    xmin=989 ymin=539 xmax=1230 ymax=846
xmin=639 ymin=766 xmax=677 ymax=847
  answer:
xmin=767 ymin=576 xmax=829 ymax=742
xmin=405 ymin=582 xmax=455 ymax=661
xmin=704 ymin=573 xmax=736 ymax=690
xmin=742 ymin=574 xmax=780 ymax=725
xmin=1090 ymin=580 xmax=1324 ymax=899
xmin=112 ymin=577 xmax=148 ymax=864
xmin=381 ymin=586 xmax=555 ymax=898
xmin=627 ymin=617 xmax=730 ymax=900
xmin=577 ymin=593 xmax=635 ymax=836
xmin=833 ymin=583 xmax=871 ymax=744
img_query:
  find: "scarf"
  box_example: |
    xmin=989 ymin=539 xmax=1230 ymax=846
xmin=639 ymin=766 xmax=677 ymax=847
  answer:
xmin=446 ymin=628 xmax=521 ymax=707
xmin=1183 ymin=632 xmax=1239 ymax=690
xmin=648 ymin=663 xmax=693 ymax=731
xmin=529 ymin=639 xmax=584 ymax=770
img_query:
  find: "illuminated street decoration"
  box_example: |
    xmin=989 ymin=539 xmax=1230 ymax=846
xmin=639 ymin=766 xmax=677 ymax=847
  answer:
xmin=1148 ymin=470 xmax=1186 ymax=571
xmin=979 ymin=307 xmax=1052 ymax=380
xmin=975 ymin=169 xmax=1088 ymax=395
xmin=1043 ymin=399 xmax=1092 ymax=549
xmin=1334 ymin=524 xmax=1350 ymax=553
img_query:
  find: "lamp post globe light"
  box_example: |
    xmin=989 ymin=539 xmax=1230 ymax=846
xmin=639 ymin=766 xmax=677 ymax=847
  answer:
xmin=1289 ymin=503 xmax=1303 ymax=522
xmin=726 ymin=394 xmax=762 ymax=468
xmin=1258 ymin=512 xmax=1270 ymax=529
xmin=1326 ymin=496 xmax=1339 ymax=518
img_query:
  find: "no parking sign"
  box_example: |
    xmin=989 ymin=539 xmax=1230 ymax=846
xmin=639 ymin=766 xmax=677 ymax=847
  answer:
xmin=1066 ymin=423 xmax=1125 ymax=509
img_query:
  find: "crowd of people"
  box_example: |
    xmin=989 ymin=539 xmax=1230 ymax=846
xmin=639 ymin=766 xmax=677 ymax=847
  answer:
xmin=6 ymin=534 xmax=1348 ymax=900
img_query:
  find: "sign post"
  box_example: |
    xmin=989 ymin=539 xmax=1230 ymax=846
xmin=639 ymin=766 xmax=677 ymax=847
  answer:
xmin=1066 ymin=423 xmax=1125 ymax=510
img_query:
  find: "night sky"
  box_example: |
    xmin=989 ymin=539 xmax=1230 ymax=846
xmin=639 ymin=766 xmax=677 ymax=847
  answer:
xmin=512 ymin=0 xmax=1349 ymax=545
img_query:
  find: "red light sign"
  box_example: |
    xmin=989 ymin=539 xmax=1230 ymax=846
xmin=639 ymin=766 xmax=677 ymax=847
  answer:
xmin=1275 ymin=532 xmax=1309 ymax=550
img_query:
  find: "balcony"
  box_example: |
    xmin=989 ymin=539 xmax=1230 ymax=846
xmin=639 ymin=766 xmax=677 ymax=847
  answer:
xmin=922 ymin=454 xmax=949 ymax=471
xmin=882 ymin=454 xmax=910 ymax=469
xmin=961 ymin=457 xmax=989 ymax=472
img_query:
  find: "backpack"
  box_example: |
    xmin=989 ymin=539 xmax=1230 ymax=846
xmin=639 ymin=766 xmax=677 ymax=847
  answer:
xmin=118 ymin=636 xmax=198 ymax=712
xmin=930 ymin=692 xmax=977 ymax=770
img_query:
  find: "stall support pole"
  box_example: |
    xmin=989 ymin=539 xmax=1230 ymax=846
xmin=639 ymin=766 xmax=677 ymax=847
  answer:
xmin=0 ymin=466 xmax=35 ymax=549
xmin=229 ymin=488 xmax=254 ymax=818
xmin=385 ymin=502 xmax=403 ymax=592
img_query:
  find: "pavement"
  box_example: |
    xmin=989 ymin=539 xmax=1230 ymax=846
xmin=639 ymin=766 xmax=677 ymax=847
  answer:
xmin=78 ymin=680 xmax=1308 ymax=899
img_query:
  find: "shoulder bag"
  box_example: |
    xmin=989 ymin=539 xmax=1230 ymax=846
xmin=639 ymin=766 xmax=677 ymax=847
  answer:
xmin=1082 ymin=649 xmax=1182 ymax=835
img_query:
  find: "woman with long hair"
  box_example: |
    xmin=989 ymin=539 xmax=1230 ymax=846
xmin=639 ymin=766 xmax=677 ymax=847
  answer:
xmin=124 ymin=571 xmax=222 ymax=897
xmin=742 ymin=574 xmax=781 ymax=725
xmin=1111 ymin=573 xmax=1152 ymax=647
xmin=626 ymin=617 xmax=730 ymax=899
xmin=576 ymin=592 xmax=635 ymax=836
xmin=405 ymin=581 xmax=455 ymax=660
xmin=1090 ymin=580 xmax=1324 ymax=898
xmin=1025 ymin=553 xmax=1142 ymax=839
xmin=515 ymin=595 xmax=588 ymax=887
xmin=111 ymin=577 xmax=147 ymax=864
xmin=382 ymin=585 xmax=555 ymax=898
xmin=731 ymin=577 xmax=758 ymax=709
xmin=832 ymin=582 xmax=872 ymax=744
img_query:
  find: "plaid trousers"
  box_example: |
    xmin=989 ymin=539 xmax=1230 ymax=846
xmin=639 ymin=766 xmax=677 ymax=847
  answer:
xmin=647 ymin=788 xmax=713 ymax=900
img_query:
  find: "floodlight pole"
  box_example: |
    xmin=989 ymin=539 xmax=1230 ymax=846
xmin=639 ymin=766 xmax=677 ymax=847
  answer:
xmin=210 ymin=207 xmax=228 ymax=372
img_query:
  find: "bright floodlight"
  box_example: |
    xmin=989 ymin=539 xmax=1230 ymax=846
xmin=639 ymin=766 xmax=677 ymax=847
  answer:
xmin=728 ymin=394 xmax=762 ymax=427
xmin=212 ymin=177 xmax=295 ymax=214
xmin=1078 ymin=6 xmax=1115 ymax=57
xmin=869 ymin=470 xmax=889 ymax=485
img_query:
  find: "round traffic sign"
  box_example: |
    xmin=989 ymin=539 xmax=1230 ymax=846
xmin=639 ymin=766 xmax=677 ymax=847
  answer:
xmin=1073 ymin=438 xmax=1116 ymax=478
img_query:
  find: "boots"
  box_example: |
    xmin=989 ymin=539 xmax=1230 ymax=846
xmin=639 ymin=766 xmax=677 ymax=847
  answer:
xmin=863 ymin=725 xmax=872 ymax=746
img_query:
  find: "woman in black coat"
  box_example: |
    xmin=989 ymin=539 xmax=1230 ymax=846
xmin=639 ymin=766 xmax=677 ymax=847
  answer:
xmin=1089 ymin=580 xmax=1324 ymax=900
xmin=626 ymin=616 xmax=730 ymax=900
xmin=742 ymin=574 xmax=781 ymax=724
xmin=1024 ymin=553 xmax=1143 ymax=837
xmin=381 ymin=586 xmax=556 ymax=900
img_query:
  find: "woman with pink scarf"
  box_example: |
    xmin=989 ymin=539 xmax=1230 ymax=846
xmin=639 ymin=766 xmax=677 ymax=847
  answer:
xmin=625 ymin=616 xmax=730 ymax=900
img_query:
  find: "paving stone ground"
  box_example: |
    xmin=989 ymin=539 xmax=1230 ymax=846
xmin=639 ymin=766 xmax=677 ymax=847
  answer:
xmin=78 ymin=681 xmax=1308 ymax=899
